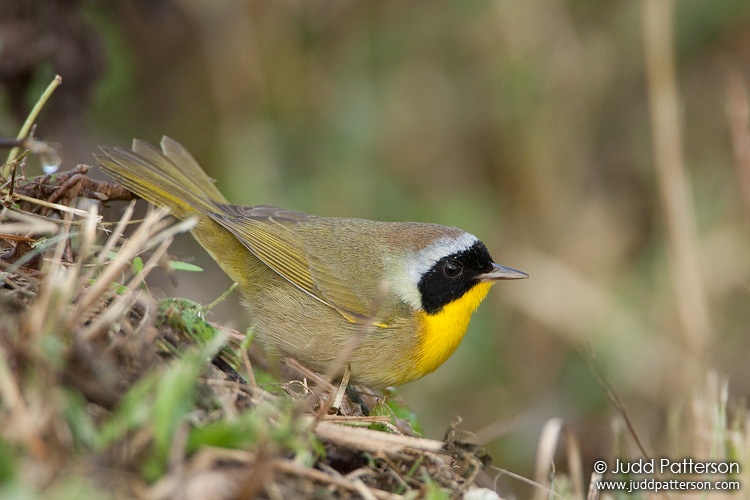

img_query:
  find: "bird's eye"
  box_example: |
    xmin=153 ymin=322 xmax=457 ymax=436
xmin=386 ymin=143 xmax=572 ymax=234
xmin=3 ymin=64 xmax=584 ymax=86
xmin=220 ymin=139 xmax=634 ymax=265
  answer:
xmin=442 ymin=260 xmax=463 ymax=278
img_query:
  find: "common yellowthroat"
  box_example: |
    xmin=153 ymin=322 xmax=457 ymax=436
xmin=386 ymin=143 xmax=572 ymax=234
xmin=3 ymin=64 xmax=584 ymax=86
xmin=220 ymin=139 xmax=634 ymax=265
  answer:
xmin=97 ymin=137 xmax=528 ymax=387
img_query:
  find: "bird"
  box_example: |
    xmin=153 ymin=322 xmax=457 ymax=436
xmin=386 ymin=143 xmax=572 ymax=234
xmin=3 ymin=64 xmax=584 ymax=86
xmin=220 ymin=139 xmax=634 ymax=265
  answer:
xmin=97 ymin=137 xmax=528 ymax=387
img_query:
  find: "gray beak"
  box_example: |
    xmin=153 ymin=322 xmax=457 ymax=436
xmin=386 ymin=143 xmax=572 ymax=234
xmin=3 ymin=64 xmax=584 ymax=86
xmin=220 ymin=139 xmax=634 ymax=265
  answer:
xmin=479 ymin=263 xmax=530 ymax=281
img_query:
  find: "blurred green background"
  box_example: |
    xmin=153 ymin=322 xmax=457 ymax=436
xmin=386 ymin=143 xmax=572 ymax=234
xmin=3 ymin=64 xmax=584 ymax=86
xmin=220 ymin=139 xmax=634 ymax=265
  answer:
xmin=3 ymin=0 xmax=750 ymax=491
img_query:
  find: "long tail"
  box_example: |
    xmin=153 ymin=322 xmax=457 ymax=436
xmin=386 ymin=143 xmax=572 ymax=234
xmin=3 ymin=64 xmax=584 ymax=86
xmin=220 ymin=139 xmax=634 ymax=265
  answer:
xmin=96 ymin=137 xmax=228 ymax=218
xmin=97 ymin=137 xmax=256 ymax=286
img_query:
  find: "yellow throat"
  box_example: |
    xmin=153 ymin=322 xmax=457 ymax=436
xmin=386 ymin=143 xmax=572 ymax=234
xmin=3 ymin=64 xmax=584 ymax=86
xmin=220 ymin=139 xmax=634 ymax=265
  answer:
xmin=413 ymin=281 xmax=494 ymax=380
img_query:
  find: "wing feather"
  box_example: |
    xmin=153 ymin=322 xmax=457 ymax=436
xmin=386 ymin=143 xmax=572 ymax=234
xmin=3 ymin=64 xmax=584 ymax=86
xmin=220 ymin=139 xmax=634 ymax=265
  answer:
xmin=208 ymin=206 xmax=371 ymax=322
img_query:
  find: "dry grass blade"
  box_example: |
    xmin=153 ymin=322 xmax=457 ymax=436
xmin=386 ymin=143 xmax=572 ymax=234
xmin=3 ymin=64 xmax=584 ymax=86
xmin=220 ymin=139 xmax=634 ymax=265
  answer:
xmin=0 ymin=208 xmax=59 ymax=236
xmin=79 ymin=215 xmax=182 ymax=341
xmin=90 ymin=200 xmax=136 ymax=269
xmin=0 ymin=344 xmax=47 ymax=459
xmin=314 ymin=419 xmax=446 ymax=455
xmin=532 ymin=418 xmax=584 ymax=500
xmin=585 ymin=345 xmax=653 ymax=464
xmin=71 ymin=208 xmax=160 ymax=316
xmin=642 ymin=0 xmax=711 ymax=359
xmin=586 ymin=472 xmax=601 ymax=500
xmin=21 ymin=212 xmax=75 ymax=337
xmin=8 ymin=191 xmax=103 ymax=221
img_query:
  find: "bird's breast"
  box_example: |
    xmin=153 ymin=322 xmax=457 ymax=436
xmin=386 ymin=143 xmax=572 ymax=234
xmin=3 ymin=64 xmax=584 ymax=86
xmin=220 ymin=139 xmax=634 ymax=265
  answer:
xmin=411 ymin=282 xmax=494 ymax=379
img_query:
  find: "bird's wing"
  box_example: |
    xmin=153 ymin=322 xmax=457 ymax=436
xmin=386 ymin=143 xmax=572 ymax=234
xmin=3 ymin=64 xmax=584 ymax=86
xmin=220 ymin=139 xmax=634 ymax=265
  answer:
xmin=209 ymin=205 xmax=374 ymax=323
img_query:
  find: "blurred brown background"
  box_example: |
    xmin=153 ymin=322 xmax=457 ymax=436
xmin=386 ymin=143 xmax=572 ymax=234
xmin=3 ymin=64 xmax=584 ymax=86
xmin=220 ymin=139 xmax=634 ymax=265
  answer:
xmin=3 ymin=0 xmax=750 ymax=490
